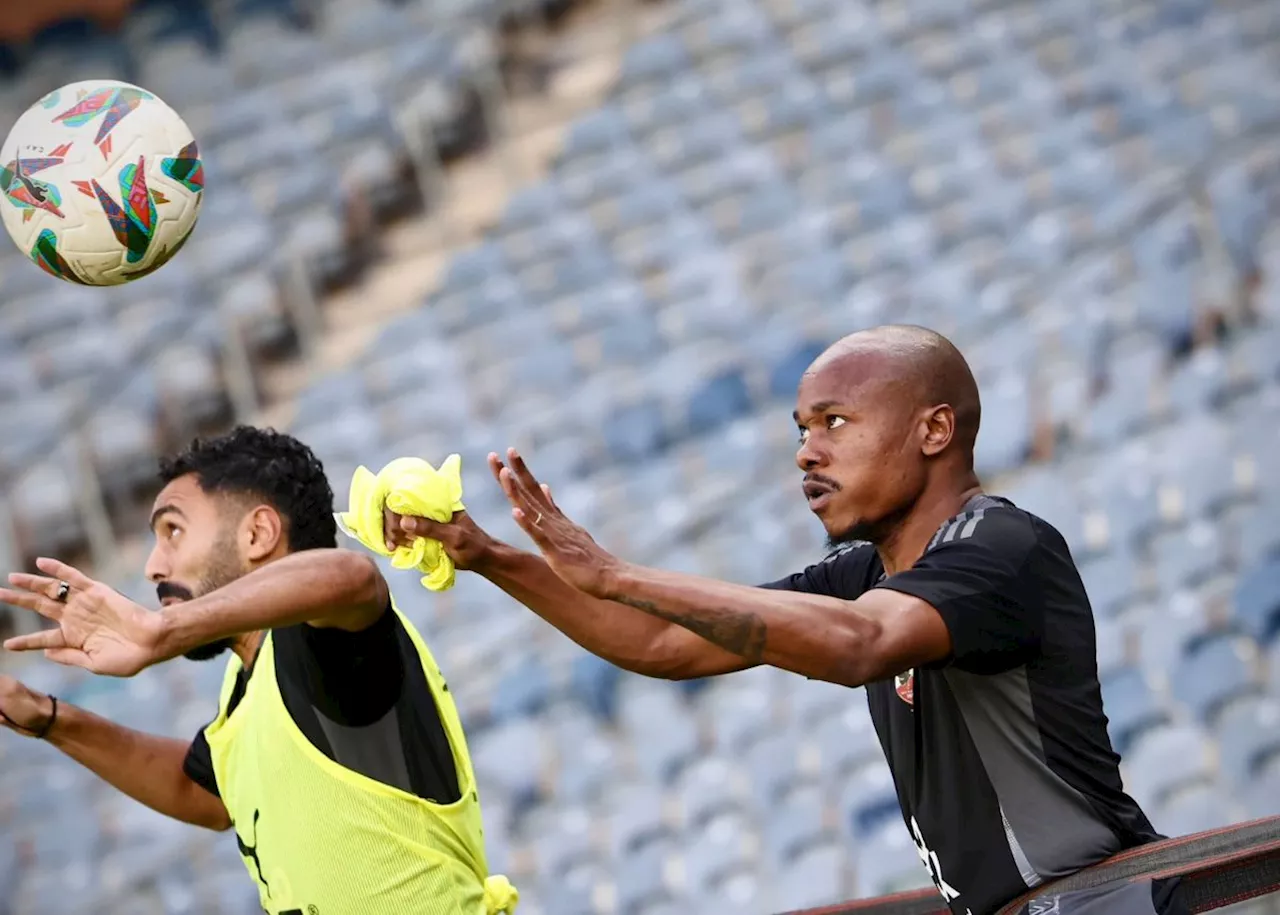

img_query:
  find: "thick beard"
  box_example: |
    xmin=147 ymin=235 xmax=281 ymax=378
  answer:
xmin=178 ymin=529 xmax=249 ymax=663
xmin=184 ymin=639 xmax=236 ymax=662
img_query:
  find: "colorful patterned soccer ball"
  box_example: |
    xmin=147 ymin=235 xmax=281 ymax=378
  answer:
xmin=0 ymin=79 xmax=204 ymax=286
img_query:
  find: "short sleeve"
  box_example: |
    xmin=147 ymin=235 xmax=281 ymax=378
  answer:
xmin=759 ymin=544 xmax=878 ymax=600
xmin=875 ymin=507 xmax=1043 ymax=674
xmin=183 ymin=728 xmax=220 ymax=798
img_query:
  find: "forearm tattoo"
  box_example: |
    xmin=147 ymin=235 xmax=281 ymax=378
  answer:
xmin=615 ymin=595 xmax=768 ymax=662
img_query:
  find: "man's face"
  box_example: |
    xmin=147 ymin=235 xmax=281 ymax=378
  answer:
xmin=143 ymin=474 xmax=250 ymax=661
xmin=792 ymin=354 xmax=929 ymax=547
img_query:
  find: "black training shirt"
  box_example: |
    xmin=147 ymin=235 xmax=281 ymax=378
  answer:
xmin=763 ymin=495 xmax=1159 ymax=915
xmin=184 ymin=605 xmax=461 ymax=805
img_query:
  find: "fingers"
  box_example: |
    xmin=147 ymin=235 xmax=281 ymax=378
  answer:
xmin=510 ymin=506 xmax=551 ymax=549
xmin=383 ymin=507 xmax=399 ymax=551
xmin=506 ymin=448 xmax=548 ymax=505
xmin=43 ymin=648 xmax=92 ymax=669
xmin=399 ymin=515 xmax=448 ymax=538
xmin=34 ymin=558 xmax=95 ymax=592
xmin=3 ymin=628 xmax=68 ymax=652
xmin=0 ymin=586 xmax=63 ymax=622
xmin=541 ymin=482 xmax=561 ymax=513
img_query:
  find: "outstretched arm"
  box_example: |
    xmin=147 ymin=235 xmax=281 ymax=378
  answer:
xmin=384 ymin=459 xmax=754 ymax=680
xmin=601 ymin=565 xmax=951 ymax=686
xmin=493 ymin=450 xmax=953 ymax=687
xmin=1 ymin=550 xmax=389 ymax=676
xmin=475 ymin=539 xmax=756 ymax=680
xmin=0 ymin=676 xmax=230 ymax=831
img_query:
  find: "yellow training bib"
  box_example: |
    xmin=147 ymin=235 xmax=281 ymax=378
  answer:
xmin=203 ymin=607 xmax=516 ymax=915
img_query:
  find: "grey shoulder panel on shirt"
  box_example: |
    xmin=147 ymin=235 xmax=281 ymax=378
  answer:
xmin=943 ymin=665 xmax=1122 ymax=883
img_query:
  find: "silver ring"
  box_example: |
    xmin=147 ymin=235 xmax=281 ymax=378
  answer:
xmin=535 ymin=512 xmax=543 ymax=526
xmin=54 ymin=581 xmax=70 ymax=603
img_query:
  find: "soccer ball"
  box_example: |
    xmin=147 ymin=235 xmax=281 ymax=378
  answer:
xmin=0 ymin=79 xmax=204 ymax=286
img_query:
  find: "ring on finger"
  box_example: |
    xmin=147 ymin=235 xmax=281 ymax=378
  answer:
xmin=54 ymin=580 xmax=70 ymax=603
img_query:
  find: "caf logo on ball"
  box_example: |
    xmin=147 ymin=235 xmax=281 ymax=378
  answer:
xmin=0 ymin=79 xmax=204 ymax=286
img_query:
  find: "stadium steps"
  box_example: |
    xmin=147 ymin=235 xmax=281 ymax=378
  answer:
xmin=250 ymin=0 xmax=676 ymax=435
xmin=98 ymin=0 xmax=673 ymax=577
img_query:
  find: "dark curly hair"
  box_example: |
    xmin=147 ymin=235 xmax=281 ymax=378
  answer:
xmin=158 ymin=425 xmax=337 ymax=552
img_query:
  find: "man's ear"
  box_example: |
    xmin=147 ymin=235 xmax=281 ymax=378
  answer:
xmin=921 ymin=405 xmax=955 ymax=457
xmin=244 ymin=505 xmax=285 ymax=562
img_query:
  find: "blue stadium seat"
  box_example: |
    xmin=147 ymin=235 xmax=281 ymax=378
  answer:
xmin=1172 ymin=633 xmax=1262 ymax=722
xmin=470 ymin=719 xmax=548 ymax=813
xmin=1078 ymin=550 xmax=1141 ymax=618
xmin=569 ymin=653 xmax=622 ymax=721
xmin=603 ymin=398 xmax=670 ymax=464
xmin=686 ymin=367 xmax=753 ymax=435
xmin=1241 ymin=759 xmax=1280 ymax=818
xmin=1123 ymin=724 xmax=1217 ymax=809
xmin=1153 ymin=783 xmax=1237 ymax=838
xmin=811 ymin=704 xmax=881 ymax=788
xmin=533 ymin=805 xmax=596 ymax=881
xmin=490 ymin=658 xmax=552 ymax=723
xmin=610 ymin=783 xmax=673 ymax=857
xmin=86 ymin=404 xmax=160 ymax=503
xmin=540 ymin=866 xmax=601 ymax=915
xmin=854 ymin=822 xmax=928 ymax=898
xmin=743 ymin=732 xmax=809 ymax=809
xmin=682 ymin=815 xmax=754 ymax=894
xmin=702 ymin=677 xmax=774 ymax=756
xmin=556 ymin=730 xmax=620 ymax=805
xmin=1234 ymin=556 xmax=1280 ymax=643
xmin=1101 ymin=666 xmax=1171 ymax=753
xmin=632 ymin=709 xmax=700 ymax=784
xmin=838 ymin=762 xmax=901 ymax=838
xmin=1214 ymin=695 xmax=1280 ymax=787
xmin=674 ymin=756 xmax=745 ymax=832
xmin=1150 ymin=521 xmax=1228 ymax=594
xmin=616 ymin=839 xmax=675 ymax=914
xmin=765 ymin=785 xmax=828 ymax=865
xmin=973 ymin=372 xmax=1033 ymax=475
xmin=620 ymin=34 xmax=691 ymax=86
xmin=1138 ymin=590 xmax=1221 ymax=682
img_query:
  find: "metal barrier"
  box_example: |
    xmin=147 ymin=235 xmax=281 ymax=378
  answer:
xmin=782 ymin=817 xmax=1280 ymax=915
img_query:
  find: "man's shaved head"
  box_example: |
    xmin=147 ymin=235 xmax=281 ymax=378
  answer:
xmin=792 ymin=325 xmax=983 ymax=548
xmin=810 ymin=325 xmax=982 ymax=460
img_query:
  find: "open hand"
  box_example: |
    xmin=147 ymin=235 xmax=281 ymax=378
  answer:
xmin=0 ymin=558 xmax=162 ymax=677
xmin=493 ymin=448 xmax=622 ymax=598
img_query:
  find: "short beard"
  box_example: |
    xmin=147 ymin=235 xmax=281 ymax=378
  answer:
xmin=184 ymin=638 xmax=236 ymax=663
xmin=159 ymin=528 xmax=249 ymax=663
xmin=824 ymin=502 xmax=914 ymax=552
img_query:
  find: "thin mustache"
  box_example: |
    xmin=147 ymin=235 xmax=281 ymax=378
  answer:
xmin=804 ymin=475 xmax=841 ymax=490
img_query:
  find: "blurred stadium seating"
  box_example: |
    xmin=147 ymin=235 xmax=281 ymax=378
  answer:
xmin=3 ymin=0 xmax=1280 ymax=912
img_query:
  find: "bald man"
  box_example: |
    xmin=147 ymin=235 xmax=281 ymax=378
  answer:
xmin=386 ymin=325 xmax=1160 ymax=915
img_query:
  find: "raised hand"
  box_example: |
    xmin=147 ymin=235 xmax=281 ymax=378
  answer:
xmin=492 ymin=448 xmax=623 ymax=598
xmin=0 ymin=558 xmax=162 ymax=677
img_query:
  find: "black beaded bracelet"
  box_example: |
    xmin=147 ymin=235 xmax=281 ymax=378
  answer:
xmin=33 ymin=696 xmax=57 ymax=740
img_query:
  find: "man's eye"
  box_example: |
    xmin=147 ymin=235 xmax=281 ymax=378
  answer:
xmin=797 ymin=427 xmax=809 ymax=443
xmin=827 ymin=416 xmax=846 ymax=429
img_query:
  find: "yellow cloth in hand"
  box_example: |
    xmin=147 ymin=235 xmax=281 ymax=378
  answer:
xmin=483 ymin=874 xmax=519 ymax=913
xmin=334 ymin=454 xmax=465 ymax=591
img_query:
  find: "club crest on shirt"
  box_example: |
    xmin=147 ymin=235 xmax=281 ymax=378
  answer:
xmin=895 ymin=669 xmax=915 ymax=706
